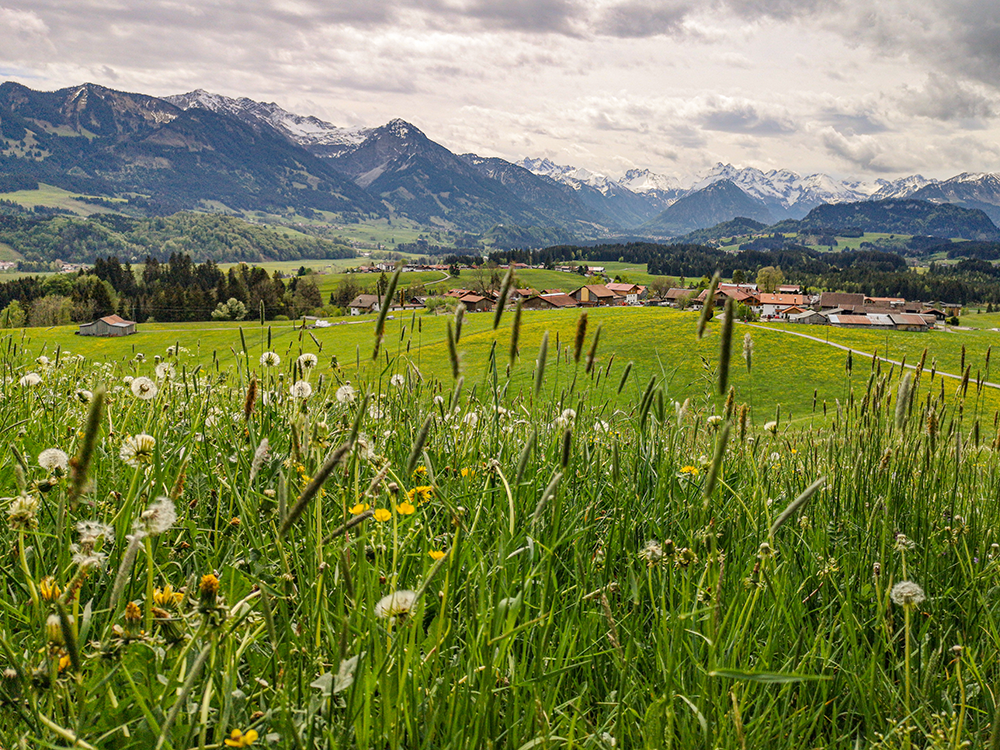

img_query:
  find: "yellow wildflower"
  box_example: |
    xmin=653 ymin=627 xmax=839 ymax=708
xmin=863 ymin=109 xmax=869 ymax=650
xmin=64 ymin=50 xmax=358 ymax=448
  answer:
xmin=373 ymin=508 xmax=392 ymax=522
xmin=225 ymin=728 xmax=259 ymax=747
xmin=39 ymin=576 xmax=61 ymax=602
xmin=429 ymin=550 xmax=446 ymax=560
xmin=679 ymin=465 xmax=700 ymax=476
xmin=350 ymin=502 xmax=370 ymax=515
xmin=412 ymin=465 xmax=427 ymax=476
xmin=154 ymin=584 xmax=184 ymax=609
xmin=397 ymin=501 xmax=416 ymax=515
xmin=407 ymin=485 xmax=434 ymax=504
xmin=460 ymin=467 xmax=475 ymax=478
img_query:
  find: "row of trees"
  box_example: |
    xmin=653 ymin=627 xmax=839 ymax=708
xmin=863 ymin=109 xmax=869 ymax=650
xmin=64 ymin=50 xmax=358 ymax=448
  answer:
xmin=0 ymin=254 xmax=325 ymax=328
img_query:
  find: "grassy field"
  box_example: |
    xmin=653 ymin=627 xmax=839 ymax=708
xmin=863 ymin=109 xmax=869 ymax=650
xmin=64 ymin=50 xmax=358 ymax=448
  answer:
xmin=0 ymin=182 xmax=126 ymax=215
xmin=2 ymin=295 xmax=1000 ymax=747
xmin=13 ymin=306 xmax=1000 ymax=425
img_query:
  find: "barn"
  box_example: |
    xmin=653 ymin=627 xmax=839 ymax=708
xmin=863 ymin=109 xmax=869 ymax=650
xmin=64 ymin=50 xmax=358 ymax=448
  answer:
xmin=78 ymin=315 xmax=137 ymax=337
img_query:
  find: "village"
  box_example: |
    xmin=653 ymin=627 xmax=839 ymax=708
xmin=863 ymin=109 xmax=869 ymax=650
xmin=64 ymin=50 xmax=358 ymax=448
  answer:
xmin=347 ymin=260 xmax=962 ymax=333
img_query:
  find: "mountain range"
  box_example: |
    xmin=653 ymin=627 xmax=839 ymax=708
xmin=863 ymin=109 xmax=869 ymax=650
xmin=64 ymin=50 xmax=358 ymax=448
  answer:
xmin=2 ymin=81 xmax=1000 ymax=240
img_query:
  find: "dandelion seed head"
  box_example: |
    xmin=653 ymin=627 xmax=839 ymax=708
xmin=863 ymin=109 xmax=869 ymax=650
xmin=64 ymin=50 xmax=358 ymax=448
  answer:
xmin=289 ymin=380 xmax=312 ymax=399
xmin=891 ymin=580 xmax=926 ymax=607
xmin=297 ymin=352 xmax=318 ymax=369
xmin=76 ymin=520 xmax=113 ymax=546
xmin=336 ymin=384 xmax=356 ymax=403
xmin=374 ymin=589 xmax=418 ymax=620
xmin=19 ymin=372 xmax=41 ymax=387
xmin=155 ymin=362 xmax=174 ymax=379
xmin=136 ymin=496 xmax=177 ymax=536
xmin=72 ymin=550 xmax=106 ymax=570
xmin=390 ymin=373 xmax=405 ymax=387
xmin=76 ymin=389 xmax=93 ymax=403
xmin=130 ymin=376 xmax=158 ymax=400
xmin=764 ymin=421 xmax=778 ymax=435
xmin=260 ymin=351 xmax=281 ymax=367
xmin=638 ymin=540 xmax=664 ymax=566
xmin=38 ymin=448 xmax=69 ymax=472
xmin=707 ymin=415 xmax=724 ymax=428
xmin=120 ymin=434 xmax=156 ymax=468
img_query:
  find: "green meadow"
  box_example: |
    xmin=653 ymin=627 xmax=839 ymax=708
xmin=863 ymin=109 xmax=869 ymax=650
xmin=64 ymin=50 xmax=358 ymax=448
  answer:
xmin=14 ymin=307 xmax=1000 ymax=424
xmin=3 ymin=292 xmax=1000 ymax=748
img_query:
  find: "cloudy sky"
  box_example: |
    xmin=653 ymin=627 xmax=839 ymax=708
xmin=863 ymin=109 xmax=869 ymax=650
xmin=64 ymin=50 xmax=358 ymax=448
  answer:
xmin=2 ymin=0 xmax=999 ymax=182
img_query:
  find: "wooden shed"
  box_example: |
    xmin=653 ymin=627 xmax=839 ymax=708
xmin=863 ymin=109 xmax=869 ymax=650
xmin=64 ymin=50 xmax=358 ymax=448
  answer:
xmin=78 ymin=315 xmax=137 ymax=337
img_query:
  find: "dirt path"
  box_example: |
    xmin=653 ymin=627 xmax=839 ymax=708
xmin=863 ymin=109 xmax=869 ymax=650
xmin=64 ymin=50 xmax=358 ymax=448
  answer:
xmin=744 ymin=322 xmax=1000 ymax=390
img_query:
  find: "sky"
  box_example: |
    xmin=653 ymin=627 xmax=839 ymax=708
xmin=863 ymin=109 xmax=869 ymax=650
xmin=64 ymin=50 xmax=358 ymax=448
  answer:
xmin=2 ymin=0 xmax=999 ymax=183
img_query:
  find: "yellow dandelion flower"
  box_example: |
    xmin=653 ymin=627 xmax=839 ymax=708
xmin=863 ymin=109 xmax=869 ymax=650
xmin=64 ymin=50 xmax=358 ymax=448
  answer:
xmin=397 ymin=501 xmax=416 ymax=515
xmin=460 ymin=467 xmax=475 ymax=478
xmin=412 ymin=465 xmax=427 ymax=476
xmin=154 ymin=584 xmax=184 ymax=609
xmin=39 ymin=576 xmax=61 ymax=602
xmin=225 ymin=728 xmax=259 ymax=747
xmin=350 ymin=502 xmax=370 ymax=515
xmin=429 ymin=550 xmax=446 ymax=560
xmin=679 ymin=465 xmax=700 ymax=476
xmin=57 ymin=652 xmax=72 ymax=672
xmin=373 ymin=508 xmax=392 ymax=522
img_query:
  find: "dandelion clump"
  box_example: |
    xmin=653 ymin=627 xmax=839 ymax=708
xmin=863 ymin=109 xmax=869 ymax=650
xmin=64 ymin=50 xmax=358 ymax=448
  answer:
xmin=891 ymin=581 xmax=926 ymax=608
xmin=374 ymin=589 xmax=418 ymax=620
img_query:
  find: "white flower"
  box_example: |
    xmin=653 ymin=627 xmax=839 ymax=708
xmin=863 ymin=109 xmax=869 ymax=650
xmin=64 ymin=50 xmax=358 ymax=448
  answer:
xmin=38 ymin=448 xmax=69 ymax=473
xmin=374 ymin=589 xmax=418 ymax=620
xmin=297 ymin=353 xmax=318 ymax=369
xmin=289 ymin=380 xmax=313 ymax=399
xmin=368 ymin=404 xmax=385 ymax=420
xmin=130 ymin=376 xmax=158 ymax=400
xmin=35 ymin=356 xmax=50 ymax=367
xmin=120 ymin=434 xmax=156 ymax=468
xmin=595 ymin=420 xmax=609 ymax=433
xmin=19 ymin=372 xmax=41 ymax=387
xmin=433 ymin=395 xmax=445 ymax=406
xmin=707 ymin=415 xmax=724 ymax=429
xmin=764 ymin=421 xmax=778 ymax=435
xmin=390 ymin=374 xmax=405 ymax=387
xmin=462 ymin=411 xmax=479 ymax=428
xmin=76 ymin=389 xmax=93 ymax=403
xmin=336 ymin=384 xmax=356 ymax=403
xmin=123 ymin=375 xmax=134 ymax=385
xmin=155 ymin=362 xmax=174 ymax=380
xmin=260 ymin=351 xmax=281 ymax=367
xmin=135 ymin=496 xmax=177 ymax=536
xmin=890 ymin=581 xmax=926 ymax=608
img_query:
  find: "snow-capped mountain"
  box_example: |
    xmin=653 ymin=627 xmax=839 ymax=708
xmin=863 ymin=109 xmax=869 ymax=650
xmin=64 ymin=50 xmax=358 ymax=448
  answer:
xmin=517 ymin=157 xmax=624 ymax=195
xmin=869 ymin=175 xmax=936 ymax=200
xmin=166 ymin=89 xmax=370 ymax=154
xmin=620 ymin=168 xmax=682 ymax=194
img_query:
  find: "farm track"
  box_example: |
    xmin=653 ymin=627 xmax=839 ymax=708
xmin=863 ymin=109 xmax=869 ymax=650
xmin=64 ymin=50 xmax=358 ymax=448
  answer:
xmin=746 ymin=322 xmax=1000 ymax=390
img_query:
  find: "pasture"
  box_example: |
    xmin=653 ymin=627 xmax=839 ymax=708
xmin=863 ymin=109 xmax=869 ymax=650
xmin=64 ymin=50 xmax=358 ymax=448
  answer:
xmin=2 ymin=301 xmax=1000 ymax=748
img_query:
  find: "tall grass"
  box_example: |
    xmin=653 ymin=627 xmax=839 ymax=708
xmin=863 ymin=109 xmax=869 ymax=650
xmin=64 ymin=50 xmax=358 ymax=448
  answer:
xmin=0 ymin=318 xmax=998 ymax=748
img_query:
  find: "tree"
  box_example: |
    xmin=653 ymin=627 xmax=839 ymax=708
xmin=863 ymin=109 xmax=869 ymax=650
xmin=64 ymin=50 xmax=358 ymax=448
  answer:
xmin=211 ymin=298 xmax=248 ymax=321
xmin=29 ymin=295 xmax=73 ymax=327
xmin=756 ymin=266 xmax=784 ymax=293
xmin=0 ymin=300 xmax=26 ymax=328
xmin=732 ymin=269 xmax=745 ymax=284
xmin=649 ymin=277 xmax=672 ymax=299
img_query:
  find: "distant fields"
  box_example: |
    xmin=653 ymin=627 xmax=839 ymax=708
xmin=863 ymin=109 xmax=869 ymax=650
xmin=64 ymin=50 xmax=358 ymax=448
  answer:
xmin=0 ymin=182 xmax=126 ymax=215
xmin=12 ymin=306 xmax=1000 ymax=424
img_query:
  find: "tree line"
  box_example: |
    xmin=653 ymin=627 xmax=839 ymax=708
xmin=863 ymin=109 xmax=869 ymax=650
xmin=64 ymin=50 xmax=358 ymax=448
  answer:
xmin=0 ymin=254 xmax=325 ymax=328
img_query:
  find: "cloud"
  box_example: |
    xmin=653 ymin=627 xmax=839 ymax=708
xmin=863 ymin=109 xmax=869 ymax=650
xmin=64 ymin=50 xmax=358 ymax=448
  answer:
xmin=696 ymin=97 xmax=795 ymax=136
xmin=899 ymin=73 xmax=998 ymax=122
xmin=594 ymin=1 xmax=692 ymax=38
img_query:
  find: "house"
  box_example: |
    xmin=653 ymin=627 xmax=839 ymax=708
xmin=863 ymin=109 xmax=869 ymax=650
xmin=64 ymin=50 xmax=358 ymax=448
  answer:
xmin=521 ymin=293 xmax=579 ymax=310
xmin=819 ymin=292 xmax=865 ymax=310
xmin=348 ymin=294 xmax=382 ymax=315
xmin=778 ymin=284 xmax=802 ymax=294
xmin=78 ymin=315 xmax=137 ymax=337
xmin=606 ymin=282 xmax=646 ymax=305
xmin=778 ymin=305 xmax=807 ymax=320
xmin=663 ymin=288 xmax=698 ymax=307
xmin=571 ymin=284 xmax=617 ymax=306
xmin=788 ymin=309 xmax=828 ymax=325
xmin=458 ymin=294 xmax=493 ymax=313
xmin=889 ymin=313 xmax=931 ymax=332
xmin=757 ymin=293 xmax=806 ymax=318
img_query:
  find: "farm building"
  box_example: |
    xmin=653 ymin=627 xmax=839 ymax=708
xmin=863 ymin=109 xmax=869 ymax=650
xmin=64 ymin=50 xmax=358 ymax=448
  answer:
xmin=78 ymin=315 xmax=137 ymax=336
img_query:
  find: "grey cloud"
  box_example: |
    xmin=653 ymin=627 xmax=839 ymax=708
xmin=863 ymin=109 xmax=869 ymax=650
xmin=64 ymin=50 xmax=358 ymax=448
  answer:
xmin=817 ymin=111 xmax=888 ymax=136
xmin=900 ymin=73 xmax=998 ymax=122
xmin=820 ymin=128 xmax=910 ymax=173
xmin=698 ymin=100 xmax=794 ymax=136
xmin=594 ymin=1 xmax=692 ymax=38
xmin=454 ymin=0 xmax=585 ymax=34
